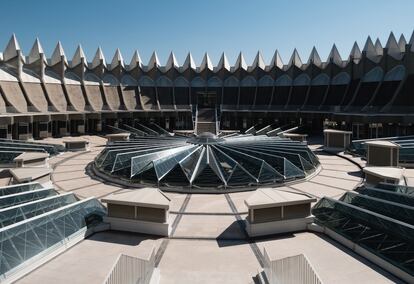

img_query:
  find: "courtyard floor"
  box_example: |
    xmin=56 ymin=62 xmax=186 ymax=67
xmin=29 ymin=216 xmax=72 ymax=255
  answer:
xmin=16 ymin=135 xmax=402 ymax=284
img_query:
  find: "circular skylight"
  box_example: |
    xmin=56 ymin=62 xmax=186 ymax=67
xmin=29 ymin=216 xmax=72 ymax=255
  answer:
xmin=94 ymin=134 xmax=320 ymax=191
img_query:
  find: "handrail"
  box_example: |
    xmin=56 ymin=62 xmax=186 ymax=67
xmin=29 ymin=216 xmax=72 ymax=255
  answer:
xmin=104 ymin=246 xmax=156 ymax=284
xmin=263 ymin=248 xmax=323 ymax=284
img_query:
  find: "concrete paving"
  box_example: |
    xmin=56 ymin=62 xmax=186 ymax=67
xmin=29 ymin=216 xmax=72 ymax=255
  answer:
xmin=257 ymin=232 xmax=401 ymax=284
xmin=17 ymin=231 xmax=163 ymax=284
xmin=16 ymin=135 xmax=399 ymax=284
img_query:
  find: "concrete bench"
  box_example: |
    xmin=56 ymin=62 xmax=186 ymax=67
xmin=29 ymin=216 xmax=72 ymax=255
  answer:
xmin=13 ymin=152 xmax=49 ymax=168
xmin=9 ymin=167 xmax=52 ymax=185
xmin=244 ymin=188 xmax=316 ymax=237
xmin=63 ymin=140 xmax=88 ymax=151
xmin=106 ymin=133 xmax=130 ymax=143
xmin=102 ymin=188 xmax=171 ymax=236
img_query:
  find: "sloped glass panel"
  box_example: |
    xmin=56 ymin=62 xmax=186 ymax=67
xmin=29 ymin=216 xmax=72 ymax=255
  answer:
xmin=227 ymin=164 xmax=257 ymax=186
xmin=284 ymin=158 xmax=305 ymax=179
xmin=258 ymin=162 xmax=283 ymax=183
xmin=153 ymin=146 xmax=196 ymax=180
xmin=0 ymin=198 xmax=106 ymax=276
xmin=218 ymin=146 xmax=265 ymax=179
xmin=160 ymin=165 xmax=190 ymax=186
xmin=210 ymin=146 xmax=238 ymax=180
xmin=0 ymin=189 xmax=57 ymax=210
xmin=179 ymin=146 xmax=204 ymax=182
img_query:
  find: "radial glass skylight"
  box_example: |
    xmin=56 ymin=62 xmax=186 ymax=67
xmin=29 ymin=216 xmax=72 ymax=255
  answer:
xmin=95 ymin=133 xmax=320 ymax=191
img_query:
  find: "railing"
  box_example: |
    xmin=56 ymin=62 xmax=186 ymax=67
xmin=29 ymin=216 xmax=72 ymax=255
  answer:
xmin=104 ymin=246 xmax=156 ymax=284
xmin=263 ymin=249 xmax=322 ymax=284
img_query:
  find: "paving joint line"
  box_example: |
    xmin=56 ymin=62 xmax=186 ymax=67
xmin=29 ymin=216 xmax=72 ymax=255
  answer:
xmin=154 ymin=194 xmax=191 ymax=267
xmin=224 ymin=193 xmax=265 ymax=268
xmin=169 ymin=211 xmax=248 ymax=216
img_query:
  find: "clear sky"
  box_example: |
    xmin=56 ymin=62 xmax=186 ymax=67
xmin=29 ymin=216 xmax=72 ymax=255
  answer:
xmin=0 ymin=0 xmax=413 ymax=66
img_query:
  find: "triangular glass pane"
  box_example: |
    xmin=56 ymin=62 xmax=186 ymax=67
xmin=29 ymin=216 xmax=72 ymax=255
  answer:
xmin=160 ymin=164 xmax=190 ymax=186
xmin=193 ymin=166 xmax=224 ymax=188
xmin=284 ymin=158 xmax=305 ymax=179
xmin=179 ymin=146 xmax=204 ymax=182
xmin=258 ymin=162 xmax=284 ymax=183
xmin=153 ymin=146 xmax=195 ymax=180
xmin=206 ymin=146 xmax=226 ymax=185
xmin=210 ymin=146 xmax=237 ymax=180
xmin=227 ymin=164 xmax=257 ymax=186
xmin=299 ymin=155 xmax=315 ymax=173
xmin=218 ymin=146 xmax=262 ymax=178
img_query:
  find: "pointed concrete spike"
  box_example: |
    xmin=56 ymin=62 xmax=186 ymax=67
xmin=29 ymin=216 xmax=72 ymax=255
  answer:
xmin=288 ymin=49 xmax=302 ymax=68
xmin=385 ymin=32 xmax=401 ymax=58
xmin=217 ymin=52 xmax=230 ymax=71
xmin=4 ymin=34 xmax=22 ymax=62
xmin=91 ymin=47 xmax=106 ymax=69
xmin=308 ymin=47 xmax=321 ymax=67
xmin=409 ymin=30 xmax=414 ymax=47
xmin=350 ymin=41 xmax=362 ymax=60
xmin=110 ymin=48 xmax=124 ymax=69
xmin=328 ymin=44 xmax=342 ymax=66
xmin=252 ymin=51 xmax=266 ymax=69
xmin=147 ymin=51 xmax=160 ymax=70
xmin=72 ymin=44 xmax=87 ymax=67
xmin=165 ymin=52 xmax=179 ymax=70
xmin=183 ymin=52 xmax=196 ymax=70
xmin=27 ymin=37 xmax=45 ymax=64
xmin=269 ymin=50 xmax=283 ymax=69
xmin=374 ymin=38 xmax=383 ymax=56
xmin=234 ymin=52 xmax=247 ymax=70
xmin=129 ymin=50 xmax=143 ymax=69
xmin=50 ymin=41 xmax=67 ymax=66
xmin=363 ymin=36 xmax=377 ymax=59
xmin=200 ymin=52 xmax=213 ymax=71
xmin=398 ymin=34 xmax=407 ymax=52
xmin=409 ymin=30 xmax=414 ymax=52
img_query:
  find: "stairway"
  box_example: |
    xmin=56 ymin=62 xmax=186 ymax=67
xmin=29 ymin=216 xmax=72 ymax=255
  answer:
xmin=196 ymin=108 xmax=217 ymax=135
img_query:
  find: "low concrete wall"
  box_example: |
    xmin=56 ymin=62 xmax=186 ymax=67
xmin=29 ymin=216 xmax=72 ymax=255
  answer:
xmin=245 ymin=216 xmax=313 ymax=237
xmin=104 ymin=216 xmax=170 ymax=237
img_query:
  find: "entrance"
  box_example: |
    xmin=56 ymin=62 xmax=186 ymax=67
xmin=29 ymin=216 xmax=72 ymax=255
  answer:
xmin=197 ymin=91 xmax=216 ymax=108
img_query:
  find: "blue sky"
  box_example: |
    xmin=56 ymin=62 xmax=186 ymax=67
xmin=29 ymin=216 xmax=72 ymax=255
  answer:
xmin=0 ymin=0 xmax=413 ymax=66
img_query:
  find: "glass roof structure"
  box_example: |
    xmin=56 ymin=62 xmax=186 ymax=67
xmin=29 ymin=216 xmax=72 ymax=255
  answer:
xmin=0 ymin=139 xmax=65 ymax=165
xmin=0 ymin=182 xmax=106 ymax=279
xmin=95 ymin=133 xmax=320 ymax=191
xmin=348 ymin=135 xmax=414 ymax=164
xmin=312 ymin=183 xmax=414 ymax=277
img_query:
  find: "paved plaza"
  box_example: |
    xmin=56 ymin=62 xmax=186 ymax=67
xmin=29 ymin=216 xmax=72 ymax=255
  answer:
xmin=14 ymin=135 xmax=404 ymax=283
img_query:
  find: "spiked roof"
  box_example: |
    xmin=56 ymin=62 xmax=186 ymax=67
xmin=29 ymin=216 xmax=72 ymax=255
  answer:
xmin=165 ymin=52 xmax=179 ymax=70
xmin=128 ymin=50 xmax=143 ymax=70
xmin=27 ymin=38 xmax=45 ymax=64
xmin=308 ymin=47 xmax=322 ymax=67
xmin=2 ymin=31 xmax=414 ymax=74
xmin=267 ymin=50 xmax=283 ymax=70
xmin=3 ymin=34 xmax=22 ymax=62
xmin=91 ymin=47 xmax=106 ymax=69
xmin=199 ymin=53 xmax=213 ymax=71
xmin=110 ymin=48 xmax=124 ymax=70
xmin=50 ymin=41 xmax=67 ymax=66
xmin=328 ymin=44 xmax=342 ymax=66
xmin=71 ymin=45 xmax=87 ymax=67
xmin=216 ymin=52 xmax=230 ymax=71
xmin=234 ymin=52 xmax=247 ymax=71
xmin=147 ymin=51 xmax=160 ymax=70
xmin=251 ymin=51 xmax=266 ymax=70
xmin=288 ymin=49 xmax=302 ymax=69
xmin=386 ymin=32 xmax=402 ymax=59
